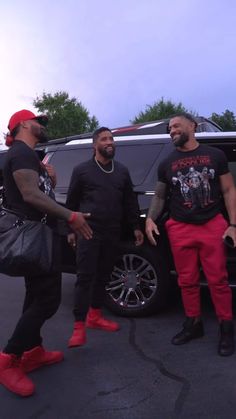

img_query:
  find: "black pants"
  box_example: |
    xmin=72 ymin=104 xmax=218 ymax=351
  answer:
xmin=4 ymin=231 xmax=62 ymax=356
xmin=73 ymin=232 xmax=119 ymax=321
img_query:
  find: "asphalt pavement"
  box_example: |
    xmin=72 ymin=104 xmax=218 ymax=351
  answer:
xmin=1 ymin=273 xmax=236 ymax=419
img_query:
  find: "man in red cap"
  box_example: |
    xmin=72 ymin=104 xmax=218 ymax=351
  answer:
xmin=0 ymin=109 xmax=93 ymax=397
xmin=6 ymin=109 xmax=48 ymax=147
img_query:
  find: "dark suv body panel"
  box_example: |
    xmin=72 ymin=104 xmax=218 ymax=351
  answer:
xmin=41 ymin=126 xmax=236 ymax=316
xmin=1 ymin=118 xmax=235 ymax=316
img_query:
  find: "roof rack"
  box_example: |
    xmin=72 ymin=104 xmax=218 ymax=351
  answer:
xmin=37 ymin=116 xmax=222 ymax=149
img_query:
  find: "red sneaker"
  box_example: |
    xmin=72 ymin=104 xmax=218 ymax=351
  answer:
xmin=68 ymin=321 xmax=86 ymax=348
xmin=86 ymin=308 xmax=120 ymax=332
xmin=21 ymin=346 xmax=64 ymax=373
xmin=0 ymin=352 xmax=35 ymax=397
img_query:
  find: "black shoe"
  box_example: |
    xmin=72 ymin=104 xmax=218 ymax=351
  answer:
xmin=218 ymin=320 xmax=235 ymax=357
xmin=171 ymin=317 xmax=204 ymax=345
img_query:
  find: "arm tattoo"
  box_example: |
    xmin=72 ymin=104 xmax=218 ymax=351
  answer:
xmin=13 ymin=169 xmax=71 ymax=220
xmin=147 ymin=181 xmax=167 ymax=220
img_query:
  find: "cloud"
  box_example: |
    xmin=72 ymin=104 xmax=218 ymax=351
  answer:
xmin=0 ymin=0 xmax=236 ymax=148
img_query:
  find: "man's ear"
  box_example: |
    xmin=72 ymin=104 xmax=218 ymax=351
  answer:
xmin=21 ymin=120 xmax=29 ymax=129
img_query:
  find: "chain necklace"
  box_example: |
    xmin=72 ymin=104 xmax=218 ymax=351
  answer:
xmin=94 ymin=157 xmax=114 ymax=173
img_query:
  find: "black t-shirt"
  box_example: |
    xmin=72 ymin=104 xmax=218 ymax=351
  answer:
xmin=158 ymin=144 xmax=229 ymax=224
xmin=66 ymin=157 xmax=140 ymax=232
xmin=3 ymin=140 xmax=54 ymax=221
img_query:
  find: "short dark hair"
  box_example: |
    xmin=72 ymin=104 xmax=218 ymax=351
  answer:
xmin=168 ymin=112 xmax=198 ymax=132
xmin=92 ymin=126 xmax=112 ymax=143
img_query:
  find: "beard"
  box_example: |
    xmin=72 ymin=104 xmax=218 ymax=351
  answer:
xmin=31 ymin=125 xmax=49 ymax=143
xmin=172 ymin=132 xmax=189 ymax=148
xmin=99 ymin=145 xmax=115 ymax=159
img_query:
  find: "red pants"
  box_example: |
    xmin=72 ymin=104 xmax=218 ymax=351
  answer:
xmin=165 ymin=214 xmax=232 ymax=320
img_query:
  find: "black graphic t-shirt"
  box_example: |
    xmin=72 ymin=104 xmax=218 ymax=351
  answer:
xmin=158 ymin=144 xmax=229 ymax=224
xmin=3 ymin=140 xmax=54 ymax=221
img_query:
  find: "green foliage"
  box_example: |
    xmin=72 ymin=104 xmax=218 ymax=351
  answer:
xmin=131 ymin=98 xmax=196 ymax=124
xmin=210 ymin=110 xmax=236 ymax=131
xmin=33 ymin=91 xmax=99 ymax=140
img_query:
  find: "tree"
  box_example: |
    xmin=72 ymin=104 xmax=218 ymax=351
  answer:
xmin=210 ymin=109 xmax=236 ymax=131
xmin=131 ymin=98 xmax=196 ymax=124
xmin=33 ymin=91 xmax=99 ymax=140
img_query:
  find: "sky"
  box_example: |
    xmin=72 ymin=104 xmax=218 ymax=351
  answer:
xmin=0 ymin=0 xmax=236 ymax=148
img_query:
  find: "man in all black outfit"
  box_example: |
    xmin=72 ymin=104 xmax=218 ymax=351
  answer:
xmin=0 ymin=109 xmax=92 ymax=397
xmin=146 ymin=113 xmax=236 ymax=356
xmin=67 ymin=127 xmax=144 ymax=348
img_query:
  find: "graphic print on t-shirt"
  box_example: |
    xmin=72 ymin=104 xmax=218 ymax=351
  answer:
xmin=39 ymin=164 xmax=54 ymax=197
xmin=171 ymin=155 xmax=215 ymax=210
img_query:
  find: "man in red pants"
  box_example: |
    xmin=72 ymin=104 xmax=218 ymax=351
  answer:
xmin=146 ymin=113 xmax=236 ymax=356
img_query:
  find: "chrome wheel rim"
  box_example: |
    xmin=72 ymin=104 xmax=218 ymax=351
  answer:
xmin=106 ymin=253 xmax=158 ymax=309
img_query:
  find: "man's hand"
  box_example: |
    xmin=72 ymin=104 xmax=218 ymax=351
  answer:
xmin=223 ymin=225 xmax=236 ymax=248
xmin=134 ymin=229 xmax=144 ymax=246
xmin=145 ymin=217 xmax=160 ymax=246
xmin=69 ymin=212 xmax=93 ymax=240
xmin=67 ymin=232 xmax=77 ymax=249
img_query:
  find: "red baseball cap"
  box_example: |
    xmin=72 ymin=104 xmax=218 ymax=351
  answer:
xmin=8 ymin=109 xmax=48 ymax=133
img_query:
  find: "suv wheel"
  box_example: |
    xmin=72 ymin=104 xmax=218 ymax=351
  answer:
xmin=105 ymin=242 xmax=170 ymax=317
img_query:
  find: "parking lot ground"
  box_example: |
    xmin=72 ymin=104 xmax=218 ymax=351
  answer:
xmin=1 ymin=273 xmax=236 ymax=419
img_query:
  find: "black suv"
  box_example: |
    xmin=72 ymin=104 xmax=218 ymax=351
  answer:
xmin=38 ymin=117 xmax=236 ymax=317
xmin=1 ymin=117 xmax=236 ymax=317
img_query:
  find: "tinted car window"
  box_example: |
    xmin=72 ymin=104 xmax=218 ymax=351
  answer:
xmin=197 ymin=121 xmax=221 ymax=132
xmin=115 ymin=143 xmax=164 ymax=185
xmin=49 ymin=147 xmax=92 ymax=187
xmin=49 ymin=142 xmax=164 ymax=187
xmin=203 ymin=143 xmax=236 ymax=184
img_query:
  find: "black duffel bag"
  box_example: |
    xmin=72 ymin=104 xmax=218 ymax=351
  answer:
xmin=0 ymin=208 xmax=53 ymax=277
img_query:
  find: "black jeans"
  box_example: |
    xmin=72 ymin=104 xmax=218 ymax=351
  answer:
xmin=73 ymin=231 xmax=119 ymax=321
xmin=4 ymin=232 xmax=62 ymax=356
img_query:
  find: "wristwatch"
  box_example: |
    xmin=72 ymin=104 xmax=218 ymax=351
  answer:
xmin=229 ymin=223 xmax=236 ymax=228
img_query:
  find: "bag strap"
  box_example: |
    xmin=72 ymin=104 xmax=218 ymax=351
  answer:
xmin=2 ymin=207 xmax=47 ymax=224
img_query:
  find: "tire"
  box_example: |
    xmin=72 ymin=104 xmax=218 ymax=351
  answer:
xmin=104 ymin=240 xmax=171 ymax=317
